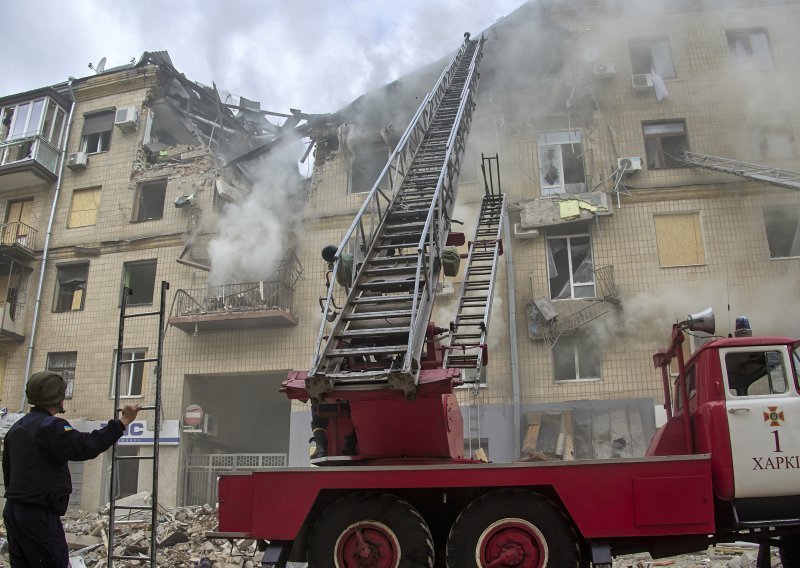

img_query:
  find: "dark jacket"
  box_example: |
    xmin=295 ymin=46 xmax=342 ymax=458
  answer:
xmin=2 ymin=407 xmax=125 ymax=515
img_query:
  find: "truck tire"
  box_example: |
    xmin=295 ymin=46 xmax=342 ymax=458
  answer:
xmin=307 ymin=492 xmax=434 ymax=567
xmin=446 ymin=489 xmax=581 ymax=567
xmin=780 ymin=536 xmax=800 ymax=568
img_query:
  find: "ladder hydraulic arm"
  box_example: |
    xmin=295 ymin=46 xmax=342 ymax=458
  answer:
xmin=677 ymin=151 xmax=800 ymax=191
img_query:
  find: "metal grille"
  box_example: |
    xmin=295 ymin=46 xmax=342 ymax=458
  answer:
xmin=182 ymin=453 xmax=287 ymax=507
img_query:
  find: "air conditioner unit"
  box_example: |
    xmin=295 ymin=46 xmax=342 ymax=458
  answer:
xmin=593 ymin=62 xmax=616 ymax=77
xmin=114 ymin=106 xmax=139 ymax=132
xmin=617 ymin=156 xmax=643 ymax=173
xmin=66 ymin=152 xmax=88 ymax=170
xmin=182 ymin=414 xmax=218 ymax=436
xmin=632 ymin=73 xmax=654 ymax=92
xmin=513 ymin=223 xmax=540 ymax=240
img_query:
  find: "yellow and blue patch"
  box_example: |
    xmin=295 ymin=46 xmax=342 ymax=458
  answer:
xmin=63 ymin=425 xmax=73 ymax=432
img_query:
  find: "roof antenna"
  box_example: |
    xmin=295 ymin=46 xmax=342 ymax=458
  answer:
xmin=88 ymin=57 xmax=107 ymax=73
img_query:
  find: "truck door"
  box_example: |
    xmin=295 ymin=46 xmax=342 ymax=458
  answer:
xmin=721 ymin=345 xmax=800 ymax=498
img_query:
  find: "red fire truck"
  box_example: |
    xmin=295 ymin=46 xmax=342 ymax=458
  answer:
xmin=209 ymin=34 xmax=800 ymax=566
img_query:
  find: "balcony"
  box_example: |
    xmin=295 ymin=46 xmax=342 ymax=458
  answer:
xmin=0 ymin=135 xmax=60 ymax=191
xmin=170 ymin=280 xmax=299 ymax=333
xmin=0 ymin=222 xmax=37 ymax=262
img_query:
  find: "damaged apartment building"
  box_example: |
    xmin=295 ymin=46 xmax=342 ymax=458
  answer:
xmin=1 ymin=0 xmax=799 ymax=512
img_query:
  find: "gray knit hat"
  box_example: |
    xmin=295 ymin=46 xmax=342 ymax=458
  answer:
xmin=26 ymin=371 xmax=67 ymax=407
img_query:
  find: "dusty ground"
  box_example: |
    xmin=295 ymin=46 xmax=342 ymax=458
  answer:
xmin=614 ymin=546 xmax=783 ymax=568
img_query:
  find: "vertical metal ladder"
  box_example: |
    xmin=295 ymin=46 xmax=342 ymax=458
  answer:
xmin=677 ymin=151 xmax=800 ymax=191
xmin=444 ymin=154 xmax=506 ymax=375
xmin=308 ymin=34 xmax=485 ymax=400
xmin=107 ymin=280 xmax=169 ymax=567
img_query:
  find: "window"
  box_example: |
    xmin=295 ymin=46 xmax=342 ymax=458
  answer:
xmin=538 ymin=130 xmax=585 ymax=196
xmin=80 ymin=110 xmax=114 ymax=154
xmin=0 ymin=272 xmax=22 ymax=321
xmin=749 ymin=113 xmax=795 ymax=161
xmin=653 ymin=213 xmax=706 ymax=267
xmin=46 ymin=352 xmax=76 ymax=399
xmin=133 ymin=179 xmax=167 ymax=221
xmin=546 ymin=225 xmax=595 ymax=300
xmin=727 ymin=28 xmax=774 ymax=71
xmin=553 ymin=335 xmax=601 ymax=382
xmin=726 ymin=350 xmax=788 ymax=397
xmin=350 ymin=143 xmax=388 ymax=194
xmin=68 ymin=188 xmax=100 ymax=228
xmin=763 ymin=206 xmax=800 ymax=258
xmin=111 ymin=349 xmax=146 ymax=398
xmin=643 ymin=120 xmax=689 ymax=169
xmin=122 ymin=260 xmax=157 ymax=306
xmin=629 ymin=37 xmax=676 ymax=78
xmin=54 ymin=263 xmax=88 ymax=312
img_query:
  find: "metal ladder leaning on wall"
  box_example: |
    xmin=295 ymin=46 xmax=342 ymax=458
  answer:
xmin=106 ymin=280 xmax=169 ymax=567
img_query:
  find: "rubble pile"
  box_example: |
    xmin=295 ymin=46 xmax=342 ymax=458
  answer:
xmin=0 ymin=502 xmax=260 ymax=568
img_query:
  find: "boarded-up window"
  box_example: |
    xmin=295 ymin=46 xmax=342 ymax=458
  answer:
xmin=68 ymin=188 xmax=100 ymax=228
xmin=654 ymin=213 xmax=705 ymax=267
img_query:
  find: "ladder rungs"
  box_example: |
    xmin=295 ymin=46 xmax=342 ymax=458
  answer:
xmin=118 ymin=405 xmax=156 ymax=411
xmin=111 ymin=555 xmax=151 ymax=561
xmin=329 ymin=345 xmax=407 ymax=356
xmin=118 ymin=357 xmax=158 ymax=365
xmin=336 ymin=326 xmax=411 ymax=338
xmin=112 ymin=504 xmax=154 ymax=511
xmin=123 ymin=310 xmax=162 ymax=319
xmin=114 ymin=455 xmax=156 ymax=461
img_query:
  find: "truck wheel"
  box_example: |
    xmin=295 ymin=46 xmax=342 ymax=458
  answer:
xmin=780 ymin=536 xmax=800 ymax=567
xmin=307 ymin=492 xmax=434 ymax=567
xmin=446 ymin=489 xmax=580 ymax=567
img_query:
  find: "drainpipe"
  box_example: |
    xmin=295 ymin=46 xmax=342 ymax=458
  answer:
xmin=503 ymin=210 xmax=521 ymax=458
xmin=20 ymin=80 xmax=77 ymax=411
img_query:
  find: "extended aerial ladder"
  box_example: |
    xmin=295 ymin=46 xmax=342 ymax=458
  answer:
xmin=306 ymin=34 xmax=485 ymax=400
xmin=677 ymin=151 xmax=800 ymax=191
xmin=443 ymin=154 xmax=506 ymax=377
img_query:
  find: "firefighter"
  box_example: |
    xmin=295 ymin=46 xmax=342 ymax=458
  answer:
xmin=2 ymin=371 xmax=141 ymax=567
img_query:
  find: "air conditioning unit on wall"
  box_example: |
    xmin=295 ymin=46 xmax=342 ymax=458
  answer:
xmin=593 ymin=62 xmax=616 ymax=77
xmin=632 ymin=73 xmax=654 ymax=92
xmin=114 ymin=106 xmax=139 ymax=132
xmin=66 ymin=152 xmax=88 ymax=170
xmin=182 ymin=414 xmax=218 ymax=436
xmin=617 ymin=157 xmax=642 ymax=173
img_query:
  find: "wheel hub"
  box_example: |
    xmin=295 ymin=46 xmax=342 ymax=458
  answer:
xmin=477 ymin=518 xmax=547 ymax=568
xmin=335 ymin=520 xmax=401 ymax=568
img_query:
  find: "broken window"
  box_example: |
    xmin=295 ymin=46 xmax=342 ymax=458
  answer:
xmin=763 ymin=206 xmax=800 ymax=258
xmin=653 ymin=213 xmax=706 ymax=267
xmin=350 ymin=143 xmax=389 ymax=194
xmin=725 ymin=350 xmax=788 ymax=397
xmin=133 ymin=179 xmax=167 ymax=221
xmin=537 ymin=130 xmax=585 ymax=196
xmin=46 ymin=351 xmax=76 ymax=399
xmin=629 ymin=37 xmax=676 ymax=78
xmin=546 ymin=224 xmax=595 ymax=300
xmin=749 ymin=113 xmax=796 ymax=161
xmin=553 ymin=335 xmax=601 ymax=382
xmin=122 ymin=260 xmax=157 ymax=306
xmin=80 ymin=110 xmax=114 ymax=154
xmin=67 ymin=187 xmax=101 ymax=228
xmin=643 ymin=120 xmax=688 ymax=169
xmin=727 ymin=28 xmax=774 ymax=71
xmin=54 ymin=263 xmax=88 ymax=312
xmin=111 ymin=349 xmax=146 ymax=398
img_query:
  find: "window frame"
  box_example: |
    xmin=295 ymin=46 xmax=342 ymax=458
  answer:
xmin=67 ymin=187 xmax=101 ymax=229
xmin=727 ymin=28 xmax=774 ymax=71
xmin=724 ymin=349 xmax=790 ymax=398
xmin=546 ymin=226 xmax=596 ymax=300
xmin=642 ymin=120 xmax=689 ymax=170
xmin=132 ymin=179 xmax=167 ymax=222
xmin=53 ymin=262 xmax=89 ymax=313
xmin=349 ymin=142 xmax=389 ymax=194
xmin=762 ymin=205 xmax=800 ymax=259
xmin=121 ymin=259 xmax=158 ymax=306
xmin=653 ymin=212 xmax=706 ymax=268
xmin=80 ymin=110 xmax=114 ymax=154
xmin=537 ymin=130 xmax=586 ymax=196
xmin=552 ymin=335 xmax=602 ymax=383
xmin=629 ymin=36 xmax=676 ymax=78
xmin=111 ymin=349 xmax=146 ymax=399
xmin=46 ymin=351 xmax=77 ymax=400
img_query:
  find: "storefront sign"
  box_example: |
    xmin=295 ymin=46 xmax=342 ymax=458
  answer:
xmin=78 ymin=419 xmax=180 ymax=445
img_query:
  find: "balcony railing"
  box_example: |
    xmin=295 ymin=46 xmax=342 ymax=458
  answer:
xmin=175 ymin=280 xmax=295 ymax=317
xmin=0 ymin=222 xmax=37 ymax=255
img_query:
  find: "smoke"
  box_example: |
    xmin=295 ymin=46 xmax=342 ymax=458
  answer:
xmin=207 ymin=138 xmax=306 ymax=286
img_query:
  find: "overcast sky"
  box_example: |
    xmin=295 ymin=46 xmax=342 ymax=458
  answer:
xmin=5 ymin=0 xmax=528 ymax=114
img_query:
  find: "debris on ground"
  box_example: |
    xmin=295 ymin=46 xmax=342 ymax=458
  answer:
xmin=614 ymin=545 xmax=783 ymax=568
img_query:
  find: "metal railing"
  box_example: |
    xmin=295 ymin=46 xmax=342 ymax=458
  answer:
xmin=174 ymin=280 xmax=295 ymax=317
xmin=183 ymin=453 xmax=287 ymax=507
xmin=312 ymin=35 xmax=484 ymax=379
xmin=0 ymin=222 xmax=37 ymax=251
xmin=0 ymin=135 xmax=60 ymax=175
